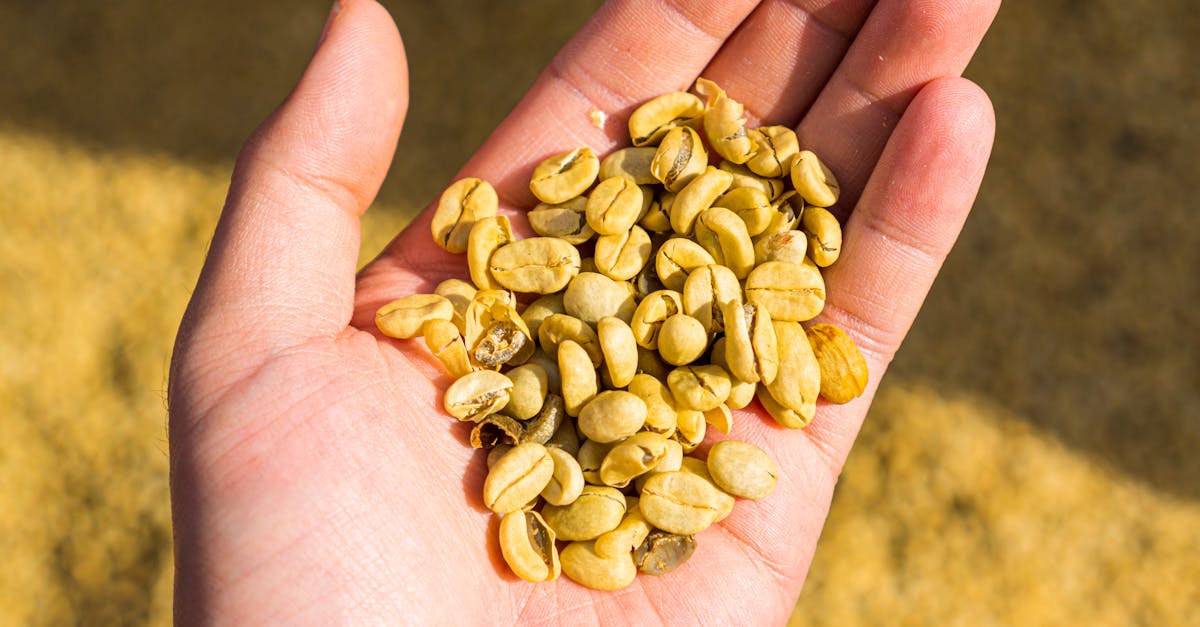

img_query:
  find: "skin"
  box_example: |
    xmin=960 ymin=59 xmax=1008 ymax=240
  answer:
xmin=168 ymin=0 xmax=999 ymax=624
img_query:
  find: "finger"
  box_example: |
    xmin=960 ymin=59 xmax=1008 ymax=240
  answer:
xmin=797 ymin=0 xmax=1001 ymax=213
xmin=183 ymin=0 xmax=407 ymax=363
xmin=360 ymin=0 xmax=762 ymax=293
xmin=698 ymin=0 xmax=877 ymax=128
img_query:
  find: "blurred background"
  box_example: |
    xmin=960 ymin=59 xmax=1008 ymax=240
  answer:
xmin=1 ymin=0 xmax=1197 ymax=624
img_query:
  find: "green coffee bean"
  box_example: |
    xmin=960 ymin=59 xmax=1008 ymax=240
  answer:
xmin=667 ymin=365 xmax=731 ymax=412
xmin=720 ymin=302 xmax=777 ymax=385
xmin=744 ymin=260 xmax=826 ymax=322
xmin=629 ymin=91 xmax=704 ymax=147
xmin=489 ymin=237 xmax=582 ymax=294
xmin=757 ymin=385 xmax=810 ymax=429
xmin=465 ymin=216 xmax=514 ymax=291
xmin=443 ymin=370 xmax=513 ymax=422
xmin=499 ymin=510 xmax=560 ymax=582
xmin=673 ymin=409 xmax=706 ymax=453
xmin=694 ymin=207 xmax=755 ymax=279
xmin=483 ymin=442 xmax=554 ymax=514
xmin=421 ymin=319 xmax=474 ymax=378
xmin=638 ymin=191 xmax=674 ymax=233
xmin=541 ymin=445 xmax=585 ymax=506
xmin=657 ymin=314 xmax=708 ymax=366
xmin=703 ymin=404 xmax=733 ymax=436
xmin=560 ymin=541 xmax=638 ymax=591
xmin=577 ymin=390 xmax=648 ymax=443
xmin=639 ymin=470 xmax=732 ymax=535
xmin=530 ymin=147 xmax=600 ymax=205
xmin=528 ymin=196 xmax=595 ymax=245
xmin=542 ymin=485 xmax=627 ymax=541
xmin=655 ymin=239 xmax=716 ymax=293
xmin=670 ymin=166 xmax=734 ymax=235
xmin=538 ymin=314 xmax=603 ymax=366
xmin=707 ymin=440 xmax=778 ymax=500
xmin=599 ymin=146 xmax=660 ymax=184
xmin=593 ymin=225 xmax=653 ymax=282
xmin=472 ymin=314 xmax=532 ymax=369
xmin=806 ymin=323 xmax=869 ymax=404
xmin=563 ymin=272 xmax=637 ymax=326
xmin=431 ymin=177 xmax=498 ymax=254
xmin=801 ymin=205 xmax=842 ymax=267
xmin=376 ymin=294 xmax=454 ymax=339
xmin=585 ymin=176 xmax=645 ymax=235
xmin=558 ymin=340 xmax=599 ymax=417
xmin=745 ymin=125 xmax=799 ymax=178
xmin=790 ymin=150 xmax=840 ymax=207
xmin=598 ymin=317 xmax=638 ymax=389
xmin=434 ymin=278 xmax=477 ymax=333
xmin=763 ymin=320 xmax=820 ymax=427
xmin=682 ymin=264 xmax=741 ymax=335
xmin=753 ymin=229 xmax=808 ymax=266
xmin=713 ymin=186 xmax=774 ymax=237
xmin=599 ymin=432 xmax=673 ymax=488
xmin=651 ymin=126 xmax=707 ymax=192
xmin=522 ymin=392 xmax=566 ymax=445
xmin=469 ymin=413 xmax=523 ymax=449
xmin=633 ymin=530 xmax=696 ymax=575
xmin=695 ymin=78 xmax=754 ymax=164
xmin=520 ymin=293 xmax=565 ymax=341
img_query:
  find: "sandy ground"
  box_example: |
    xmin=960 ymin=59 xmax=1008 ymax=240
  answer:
xmin=0 ymin=0 xmax=1196 ymax=624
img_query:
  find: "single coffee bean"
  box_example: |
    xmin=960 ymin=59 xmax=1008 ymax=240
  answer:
xmin=431 ymin=177 xmax=498 ymax=254
xmin=655 ymin=238 xmax=717 ymax=292
xmin=542 ymin=485 xmax=627 ymax=541
xmin=753 ymin=229 xmax=808 ymax=266
xmin=633 ymin=530 xmax=696 ymax=575
xmin=528 ymin=196 xmax=595 ymax=245
xmin=466 ymin=216 xmax=514 ymax=291
xmin=657 ymin=314 xmax=709 ymax=366
xmin=756 ymin=190 xmax=803 ymax=240
xmin=693 ymin=206 xmax=755 ymax=279
xmin=682 ymin=264 xmax=741 ymax=335
xmin=745 ymin=125 xmax=800 ymax=178
xmin=577 ymin=390 xmax=648 ymax=443
xmin=541 ymin=445 xmax=585 ymax=506
xmin=483 ymin=442 xmax=554 ymax=514
xmin=744 ymin=260 xmax=826 ymax=322
xmin=695 ymin=78 xmax=754 ymax=165
xmin=673 ymin=409 xmax=706 ymax=453
xmin=703 ymin=404 xmax=733 ymax=435
xmin=593 ymin=225 xmax=653 ymax=282
xmin=670 ymin=166 xmax=734 ymax=235
xmin=586 ymin=176 xmax=645 ymax=235
xmin=667 ymin=364 xmax=731 ymax=412
xmin=434 ymin=278 xmax=477 ymax=333
xmin=639 ymin=470 xmax=732 ymax=535
xmin=707 ymin=440 xmax=778 ymax=500
xmin=463 ymin=289 xmax=517 ymax=355
xmin=630 ymin=289 xmax=684 ymax=350
xmin=563 ymin=272 xmax=637 ymax=326
xmin=713 ymin=186 xmax=774 ymax=237
xmin=639 ymin=190 xmax=675 ymax=233
xmin=503 ymin=364 xmax=548 ymax=420
xmin=710 ymin=337 xmax=755 ymax=410
xmin=651 ymin=126 xmax=707 ymax=192
xmin=806 ymin=323 xmax=869 ymax=404
xmin=558 ymin=340 xmax=599 ymax=417
xmin=473 ymin=317 xmax=532 ymax=369
xmin=599 ymin=146 xmax=660 ymax=184
xmin=376 ymin=294 xmax=454 ymax=339
xmin=520 ymin=293 xmax=565 ymax=341
xmin=757 ymin=385 xmax=810 ymax=429
xmin=721 ymin=302 xmax=778 ymax=385
xmin=764 ymin=320 xmax=820 ymax=426
xmin=628 ymin=91 xmax=704 ymax=147
xmin=422 ymin=319 xmax=474 ymax=378
xmin=530 ymin=147 xmax=600 ymax=205
xmin=597 ymin=317 xmax=638 ymax=389
xmin=627 ymin=373 xmax=678 ymax=437
xmin=470 ymin=413 xmax=524 ymax=449
xmin=790 ymin=150 xmax=840 ymax=208
xmin=560 ymin=541 xmax=638 ymax=591
xmin=499 ymin=510 xmax=561 ymax=582
xmin=443 ymin=370 xmax=513 ymax=422
xmin=800 ymin=205 xmax=842 ymax=267
xmin=489 ymin=237 xmax=582 ymax=294
xmin=718 ymin=160 xmax=786 ymax=201
xmin=599 ymin=431 xmax=674 ymax=488
xmin=522 ymin=393 xmax=566 ymax=445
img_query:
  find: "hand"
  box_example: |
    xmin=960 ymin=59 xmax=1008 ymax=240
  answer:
xmin=168 ymin=0 xmax=999 ymax=622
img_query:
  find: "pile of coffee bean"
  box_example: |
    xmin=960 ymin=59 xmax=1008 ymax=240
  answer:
xmin=376 ymin=78 xmax=868 ymax=590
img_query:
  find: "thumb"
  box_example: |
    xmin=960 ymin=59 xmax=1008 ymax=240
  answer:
xmin=176 ymin=0 xmax=407 ymax=393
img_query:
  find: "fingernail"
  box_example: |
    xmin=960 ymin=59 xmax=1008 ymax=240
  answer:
xmin=317 ymin=0 xmax=343 ymax=48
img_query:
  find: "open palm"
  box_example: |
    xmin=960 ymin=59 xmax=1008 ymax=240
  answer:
xmin=168 ymin=0 xmax=999 ymax=623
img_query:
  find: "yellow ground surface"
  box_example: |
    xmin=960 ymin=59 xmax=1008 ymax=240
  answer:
xmin=1 ymin=1 xmax=1196 ymax=625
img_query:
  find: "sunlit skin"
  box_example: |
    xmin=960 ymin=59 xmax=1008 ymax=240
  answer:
xmin=168 ymin=0 xmax=999 ymax=623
